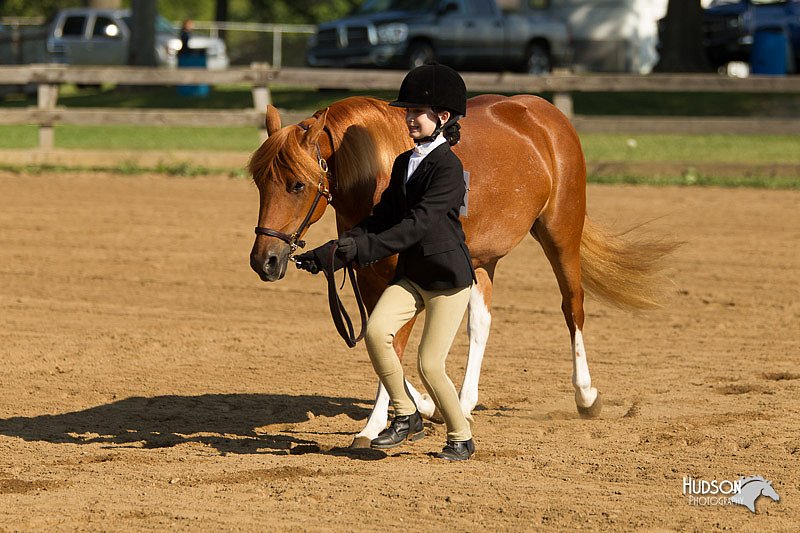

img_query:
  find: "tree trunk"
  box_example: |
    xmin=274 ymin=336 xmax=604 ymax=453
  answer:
xmin=128 ymin=0 xmax=157 ymax=67
xmin=654 ymin=0 xmax=711 ymax=73
xmin=215 ymin=0 xmax=229 ymax=42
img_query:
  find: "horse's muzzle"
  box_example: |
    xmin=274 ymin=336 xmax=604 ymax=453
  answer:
xmin=250 ymin=246 xmax=289 ymax=282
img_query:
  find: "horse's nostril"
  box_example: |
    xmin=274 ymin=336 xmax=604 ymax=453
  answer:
xmin=266 ymin=253 xmax=279 ymax=273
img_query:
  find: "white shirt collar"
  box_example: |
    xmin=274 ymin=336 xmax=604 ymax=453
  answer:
xmin=412 ymin=134 xmax=447 ymax=157
xmin=406 ymin=134 xmax=447 ymax=183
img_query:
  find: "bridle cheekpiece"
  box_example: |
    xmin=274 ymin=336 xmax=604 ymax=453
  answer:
xmin=254 ymin=123 xmax=333 ymax=257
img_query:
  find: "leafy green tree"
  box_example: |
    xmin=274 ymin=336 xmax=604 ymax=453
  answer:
xmin=1 ymin=0 xmax=360 ymax=22
xmin=0 ymin=0 xmax=82 ymax=19
xmin=236 ymin=0 xmax=360 ymax=23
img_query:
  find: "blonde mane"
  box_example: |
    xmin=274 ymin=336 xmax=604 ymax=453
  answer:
xmin=249 ymin=97 xmax=411 ymax=192
xmin=248 ymin=125 xmax=320 ymax=189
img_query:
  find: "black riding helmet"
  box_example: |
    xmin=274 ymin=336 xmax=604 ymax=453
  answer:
xmin=390 ymin=62 xmax=467 ymax=117
xmin=390 ymin=63 xmax=466 ymax=143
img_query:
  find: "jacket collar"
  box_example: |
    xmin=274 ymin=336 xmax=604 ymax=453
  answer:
xmin=401 ymin=142 xmax=450 ymax=195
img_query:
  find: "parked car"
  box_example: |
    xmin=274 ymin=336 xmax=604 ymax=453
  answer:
xmin=306 ymin=0 xmax=571 ymax=73
xmin=703 ymin=0 xmax=799 ymax=70
xmin=46 ymin=8 xmax=229 ymax=69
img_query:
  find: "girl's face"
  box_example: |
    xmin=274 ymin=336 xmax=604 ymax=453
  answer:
xmin=405 ymin=107 xmax=450 ymax=141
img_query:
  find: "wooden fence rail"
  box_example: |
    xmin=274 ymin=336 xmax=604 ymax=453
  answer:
xmin=2 ymin=64 xmax=800 ymax=150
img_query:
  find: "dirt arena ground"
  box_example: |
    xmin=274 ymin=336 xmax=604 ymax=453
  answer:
xmin=0 ymin=170 xmax=797 ymax=531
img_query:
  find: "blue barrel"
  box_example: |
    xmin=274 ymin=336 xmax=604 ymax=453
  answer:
xmin=177 ymin=49 xmax=210 ymax=97
xmin=750 ymin=27 xmax=788 ymax=75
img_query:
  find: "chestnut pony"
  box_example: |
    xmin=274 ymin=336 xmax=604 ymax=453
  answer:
xmin=249 ymin=95 xmax=675 ymax=447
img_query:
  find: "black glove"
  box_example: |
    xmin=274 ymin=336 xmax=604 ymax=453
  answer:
xmin=294 ymin=250 xmax=321 ymax=274
xmin=295 ymin=239 xmax=352 ymax=274
xmin=335 ymin=237 xmax=358 ymax=264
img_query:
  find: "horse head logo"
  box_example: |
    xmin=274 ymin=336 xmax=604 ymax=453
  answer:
xmin=730 ymin=476 xmax=780 ymax=513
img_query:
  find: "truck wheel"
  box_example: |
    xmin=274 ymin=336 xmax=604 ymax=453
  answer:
xmin=523 ymin=44 xmax=551 ymax=75
xmin=407 ymin=42 xmax=436 ymax=69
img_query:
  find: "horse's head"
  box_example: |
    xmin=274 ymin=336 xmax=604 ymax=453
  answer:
xmin=761 ymin=480 xmax=780 ymax=502
xmin=249 ymin=106 xmax=331 ymax=281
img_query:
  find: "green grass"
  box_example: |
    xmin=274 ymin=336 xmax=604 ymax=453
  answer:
xmin=2 ymin=125 xmax=797 ymax=166
xmin=587 ymin=173 xmax=800 ymax=189
xmin=580 ymin=134 xmax=800 ymax=164
xmin=0 ymin=161 xmax=224 ymax=177
xmin=0 ymin=124 xmax=261 ymax=151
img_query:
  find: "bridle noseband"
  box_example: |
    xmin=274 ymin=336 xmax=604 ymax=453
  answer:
xmin=254 ymin=123 xmax=332 ymax=257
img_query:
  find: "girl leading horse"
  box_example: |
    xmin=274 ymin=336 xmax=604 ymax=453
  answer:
xmin=248 ymin=89 xmax=677 ymax=448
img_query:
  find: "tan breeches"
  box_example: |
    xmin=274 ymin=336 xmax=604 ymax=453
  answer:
xmin=364 ymin=278 xmax=472 ymax=442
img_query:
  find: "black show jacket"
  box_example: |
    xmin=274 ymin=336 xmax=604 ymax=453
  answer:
xmin=344 ymin=142 xmax=476 ymax=290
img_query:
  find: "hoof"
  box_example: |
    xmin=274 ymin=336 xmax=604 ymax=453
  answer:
xmin=349 ymin=436 xmax=373 ymax=449
xmin=577 ymin=391 xmax=603 ymax=419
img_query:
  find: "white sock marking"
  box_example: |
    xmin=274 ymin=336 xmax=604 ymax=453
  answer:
xmin=354 ymin=378 xmax=439 ymax=440
xmin=355 ymin=381 xmax=390 ymax=441
xmin=572 ymin=328 xmax=598 ymax=408
xmin=460 ymin=284 xmax=491 ymax=419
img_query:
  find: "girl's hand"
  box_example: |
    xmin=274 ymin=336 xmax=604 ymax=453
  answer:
xmin=335 ymin=237 xmax=357 ymax=264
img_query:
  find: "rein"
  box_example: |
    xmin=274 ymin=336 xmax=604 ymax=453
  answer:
xmin=253 ymin=122 xmax=367 ymax=348
xmin=322 ymin=243 xmax=368 ymax=348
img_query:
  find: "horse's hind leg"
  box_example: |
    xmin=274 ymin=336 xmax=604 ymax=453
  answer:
xmin=459 ymin=265 xmax=496 ymax=422
xmin=531 ymin=220 xmax=602 ymax=417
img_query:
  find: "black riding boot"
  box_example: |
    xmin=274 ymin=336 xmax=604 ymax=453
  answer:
xmin=370 ymin=411 xmax=425 ymax=449
xmin=436 ymin=438 xmax=475 ymax=461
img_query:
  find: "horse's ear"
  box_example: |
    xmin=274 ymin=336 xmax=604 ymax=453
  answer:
xmin=302 ymin=108 xmax=329 ymax=147
xmin=265 ymin=105 xmax=282 ymax=137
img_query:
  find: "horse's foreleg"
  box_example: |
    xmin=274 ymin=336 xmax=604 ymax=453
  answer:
xmin=459 ymin=266 xmax=495 ymax=422
xmin=532 ymin=221 xmax=602 ymax=418
xmin=404 ymin=379 xmax=437 ymax=420
xmin=351 ymin=376 xmax=435 ymax=448
xmin=352 ymin=381 xmax=391 ymax=447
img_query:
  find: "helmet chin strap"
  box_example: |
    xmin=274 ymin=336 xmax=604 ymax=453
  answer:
xmin=414 ymin=115 xmax=461 ymax=144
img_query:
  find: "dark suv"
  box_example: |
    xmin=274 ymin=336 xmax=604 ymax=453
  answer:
xmin=703 ymin=0 xmax=800 ymax=70
xmin=306 ymin=0 xmax=571 ymax=74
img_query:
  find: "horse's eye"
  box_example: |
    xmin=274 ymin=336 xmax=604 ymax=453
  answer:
xmin=291 ymin=181 xmax=305 ymax=193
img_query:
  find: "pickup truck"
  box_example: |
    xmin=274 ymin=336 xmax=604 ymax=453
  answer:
xmin=46 ymin=7 xmax=229 ymax=69
xmin=703 ymin=0 xmax=799 ymax=70
xmin=306 ymin=0 xmax=571 ymax=74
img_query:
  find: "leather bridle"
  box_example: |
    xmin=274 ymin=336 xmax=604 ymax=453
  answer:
xmin=253 ymin=123 xmax=332 ymax=257
xmin=253 ymin=122 xmax=367 ymax=348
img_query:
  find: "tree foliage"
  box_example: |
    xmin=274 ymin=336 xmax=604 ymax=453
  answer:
xmin=0 ymin=0 xmax=360 ymax=23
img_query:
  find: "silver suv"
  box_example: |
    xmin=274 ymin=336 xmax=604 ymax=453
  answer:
xmin=46 ymin=8 xmax=229 ymax=69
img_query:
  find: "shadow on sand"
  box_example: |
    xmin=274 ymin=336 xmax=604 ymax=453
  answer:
xmin=0 ymin=393 xmax=386 ymax=459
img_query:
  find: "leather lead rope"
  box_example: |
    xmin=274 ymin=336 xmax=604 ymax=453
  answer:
xmin=322 ymin=243 xmax=367 ymax=348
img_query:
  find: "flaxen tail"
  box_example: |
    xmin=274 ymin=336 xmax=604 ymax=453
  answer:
xmin=580 ymin=217 xmax=681 ymax=310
